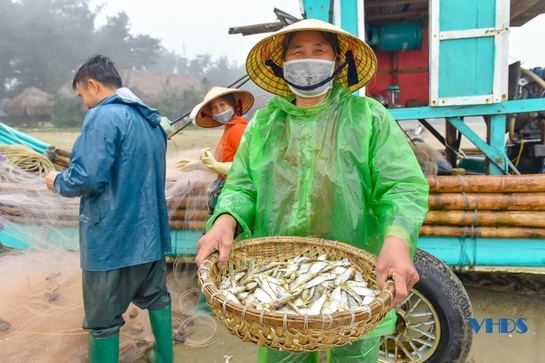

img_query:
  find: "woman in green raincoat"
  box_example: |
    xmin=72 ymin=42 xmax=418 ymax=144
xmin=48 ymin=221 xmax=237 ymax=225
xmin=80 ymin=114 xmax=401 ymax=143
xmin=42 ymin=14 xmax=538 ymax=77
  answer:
xmin=195 ymin=19 xmax=429 ymax=363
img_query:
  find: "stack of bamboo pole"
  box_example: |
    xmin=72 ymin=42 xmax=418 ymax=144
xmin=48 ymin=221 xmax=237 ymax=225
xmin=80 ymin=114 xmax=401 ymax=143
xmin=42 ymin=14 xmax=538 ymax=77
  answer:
xmin=166 ymin=188 xmax=209 ymax=231
xmin=422 ymin=174 xmax=545 ymax=238
xmin=45 ymin=146 xmax=71 ymax=171
xmin=0 ymin=183 xmax=80 ymax=227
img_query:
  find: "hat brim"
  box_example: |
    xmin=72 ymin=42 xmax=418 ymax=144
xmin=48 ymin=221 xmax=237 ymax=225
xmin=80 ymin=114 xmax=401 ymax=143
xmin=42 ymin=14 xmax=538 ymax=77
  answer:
xmin=246 ymin=19 xmax=377 ymax=97
xmin=195 ymin=89 xmax=254 ymax=128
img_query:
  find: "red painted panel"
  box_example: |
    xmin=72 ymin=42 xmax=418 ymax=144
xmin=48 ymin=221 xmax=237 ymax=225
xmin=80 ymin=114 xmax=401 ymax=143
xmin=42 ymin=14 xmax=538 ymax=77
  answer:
xmin=367 ymin=27 xmax=430 ymax=106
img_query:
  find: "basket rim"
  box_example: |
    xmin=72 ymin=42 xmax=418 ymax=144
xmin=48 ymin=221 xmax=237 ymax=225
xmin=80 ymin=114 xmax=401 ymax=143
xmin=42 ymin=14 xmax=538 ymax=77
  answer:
xmin=197 ymin=236 xmax=395 ymax=330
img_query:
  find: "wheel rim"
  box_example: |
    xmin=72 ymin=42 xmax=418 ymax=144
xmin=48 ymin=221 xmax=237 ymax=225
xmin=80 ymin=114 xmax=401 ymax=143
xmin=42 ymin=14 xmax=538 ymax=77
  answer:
xmin=379 ymin=289 xmax=441 ymax=363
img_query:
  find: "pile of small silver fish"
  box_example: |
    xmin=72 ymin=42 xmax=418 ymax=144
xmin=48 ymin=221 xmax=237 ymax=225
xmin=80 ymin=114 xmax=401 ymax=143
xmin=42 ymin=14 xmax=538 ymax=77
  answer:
xmin=215 ymin=253 xmax=378 ymax=315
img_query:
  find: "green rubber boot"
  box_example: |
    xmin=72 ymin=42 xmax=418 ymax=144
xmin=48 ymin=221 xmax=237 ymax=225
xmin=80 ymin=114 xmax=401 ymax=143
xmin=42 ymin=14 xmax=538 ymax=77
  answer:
xmin=148 ymin=305 xmax=174 ymax=363
xmin=88 ymin=333 xmax=119 ymax=363
xmin=192 ymin=292 xmax=213 ymax=315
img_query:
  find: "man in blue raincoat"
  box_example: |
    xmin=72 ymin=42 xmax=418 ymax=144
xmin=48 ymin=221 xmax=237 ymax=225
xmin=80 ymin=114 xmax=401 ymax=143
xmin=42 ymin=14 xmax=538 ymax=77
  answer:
xmin=46 ymin=55 xmax=173 ymax=363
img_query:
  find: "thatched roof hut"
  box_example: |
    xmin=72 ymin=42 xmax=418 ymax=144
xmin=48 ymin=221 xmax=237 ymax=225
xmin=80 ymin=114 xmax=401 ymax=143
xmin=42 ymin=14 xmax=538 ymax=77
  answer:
xmin=118 ymin=70 xmax=201 ymax=108
xmin=57 ymin=70 xmax=201 ymax=109
xmin=4 ymin=87 xmax=53 ymax=118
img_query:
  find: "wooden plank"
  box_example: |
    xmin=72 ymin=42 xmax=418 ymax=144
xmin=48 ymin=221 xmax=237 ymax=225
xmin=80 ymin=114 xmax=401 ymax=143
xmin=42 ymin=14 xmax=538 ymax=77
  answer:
xmin=361 ymin=0 xmax=545 ymax=27
xmin=228 ymin=22 xmax=284 ymax=36
xmin=510 ymin=1 xmax=545 ymax=26
xmin=387 ymin=98 xmax=545 ymax=121
xmin=510 ymin=0 xmax=540 ymax=19
xmin=365 ymin=10 xmax=423 ymax=22
xmin=365 ymin=0 xmax=428 ymax=9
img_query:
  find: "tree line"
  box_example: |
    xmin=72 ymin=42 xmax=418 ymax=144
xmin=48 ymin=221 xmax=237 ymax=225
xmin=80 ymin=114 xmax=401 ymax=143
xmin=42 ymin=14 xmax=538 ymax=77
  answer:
xmin=0 ymin=0 xmax=258 ymax=126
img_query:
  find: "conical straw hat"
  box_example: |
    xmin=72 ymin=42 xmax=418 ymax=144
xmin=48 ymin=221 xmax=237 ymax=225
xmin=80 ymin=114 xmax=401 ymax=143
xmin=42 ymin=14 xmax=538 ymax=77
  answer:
xmin=189 ymin=102 xmax=202 ymax=124
xmin=195 ymin=87 xmax=254 ymax=128
xmin=246 ymin=19 xmax=377 ymax=97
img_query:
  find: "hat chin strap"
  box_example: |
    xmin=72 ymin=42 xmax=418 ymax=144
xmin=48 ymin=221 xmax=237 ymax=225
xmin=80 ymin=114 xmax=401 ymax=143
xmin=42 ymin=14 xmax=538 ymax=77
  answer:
xmin=345 ymin=50 xmax=359 ymax=88
xmin=265 ymin=50 xmax=359 ymax=91
xmin=237 ymin=99 xmax=243 ymax=116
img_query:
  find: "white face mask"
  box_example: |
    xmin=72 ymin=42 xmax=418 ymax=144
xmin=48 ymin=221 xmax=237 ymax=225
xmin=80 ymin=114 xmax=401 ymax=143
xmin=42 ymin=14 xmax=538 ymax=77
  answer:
xmin=212 ymin=107 xmax=234 ymax=124
xmin=283 ymin=59 xmax=336 ymax=98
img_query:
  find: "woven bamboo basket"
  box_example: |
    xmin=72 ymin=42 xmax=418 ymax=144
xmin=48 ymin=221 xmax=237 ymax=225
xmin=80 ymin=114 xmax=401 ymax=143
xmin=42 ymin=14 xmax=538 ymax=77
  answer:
xmin=197 ymin=236 xmax=395 ymax=353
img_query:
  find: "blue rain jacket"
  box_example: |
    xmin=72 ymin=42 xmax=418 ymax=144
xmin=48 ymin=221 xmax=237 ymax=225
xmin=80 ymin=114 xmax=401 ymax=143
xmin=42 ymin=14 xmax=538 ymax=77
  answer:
xmin=54 ymin=91 xmax=171 ymax=271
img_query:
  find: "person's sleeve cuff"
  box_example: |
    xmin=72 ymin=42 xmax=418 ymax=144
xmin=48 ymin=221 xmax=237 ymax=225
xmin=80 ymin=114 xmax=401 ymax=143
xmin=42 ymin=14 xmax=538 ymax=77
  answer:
xmin=385 ymin=225 xmax=411 ymax=246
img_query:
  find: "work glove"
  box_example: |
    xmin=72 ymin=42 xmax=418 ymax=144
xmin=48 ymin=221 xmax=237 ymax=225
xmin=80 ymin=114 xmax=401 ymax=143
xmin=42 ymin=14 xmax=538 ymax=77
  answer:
xmin=200 ymin=148 xmax=233 ymax=175
xmin=159 ymin=117 xmax=176 ymax=136
xmin=176 ymin=159 xmax=200 ymax=172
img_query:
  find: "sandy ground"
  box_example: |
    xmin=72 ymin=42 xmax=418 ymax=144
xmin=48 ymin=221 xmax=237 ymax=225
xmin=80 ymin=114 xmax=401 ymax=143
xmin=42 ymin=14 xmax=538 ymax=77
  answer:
xmin=129 ymin=270 xmax=545 ymax=363
xmin=22 ymin=125 xmax=544 ymax=363
xmin=463 ymin=281 xmax=545 ymax=363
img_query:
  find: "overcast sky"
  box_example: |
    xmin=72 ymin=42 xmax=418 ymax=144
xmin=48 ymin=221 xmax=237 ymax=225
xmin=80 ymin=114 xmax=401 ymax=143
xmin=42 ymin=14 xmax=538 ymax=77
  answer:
xmin=90 ymin=0 xmax=545 ymax=68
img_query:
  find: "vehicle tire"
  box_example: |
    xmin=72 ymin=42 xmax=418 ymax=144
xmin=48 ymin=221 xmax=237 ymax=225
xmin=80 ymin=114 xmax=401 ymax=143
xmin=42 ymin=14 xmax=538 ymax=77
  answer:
xmin=379 ymin=249 xmax=473 ymax=363
xmin=419 ymin=129 xmax=428 ymax=138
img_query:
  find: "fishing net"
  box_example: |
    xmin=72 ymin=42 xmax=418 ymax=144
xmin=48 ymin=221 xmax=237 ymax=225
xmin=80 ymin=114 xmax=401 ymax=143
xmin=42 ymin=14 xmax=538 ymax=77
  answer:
xmin=0 ymin=148 xmax=217 ymax=363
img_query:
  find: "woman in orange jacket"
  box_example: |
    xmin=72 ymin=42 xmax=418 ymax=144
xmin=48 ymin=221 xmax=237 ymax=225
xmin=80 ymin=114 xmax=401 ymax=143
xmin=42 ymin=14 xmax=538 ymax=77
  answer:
xmin=177 ymin=87 xmax=254 ymax=215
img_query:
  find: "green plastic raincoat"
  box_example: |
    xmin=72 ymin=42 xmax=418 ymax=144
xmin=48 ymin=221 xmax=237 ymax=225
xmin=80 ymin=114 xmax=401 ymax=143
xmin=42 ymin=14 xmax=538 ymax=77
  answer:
xmin=208 ymin=83 xmax=429 ymax=362
xmin=209 ymin=83 xmax=428 ymax=253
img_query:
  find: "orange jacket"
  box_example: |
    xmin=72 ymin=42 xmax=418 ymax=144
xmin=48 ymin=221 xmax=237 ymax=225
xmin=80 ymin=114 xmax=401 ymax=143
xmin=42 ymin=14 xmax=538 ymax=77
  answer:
xmin=214 ymin=116 xmax=248 ymax=176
